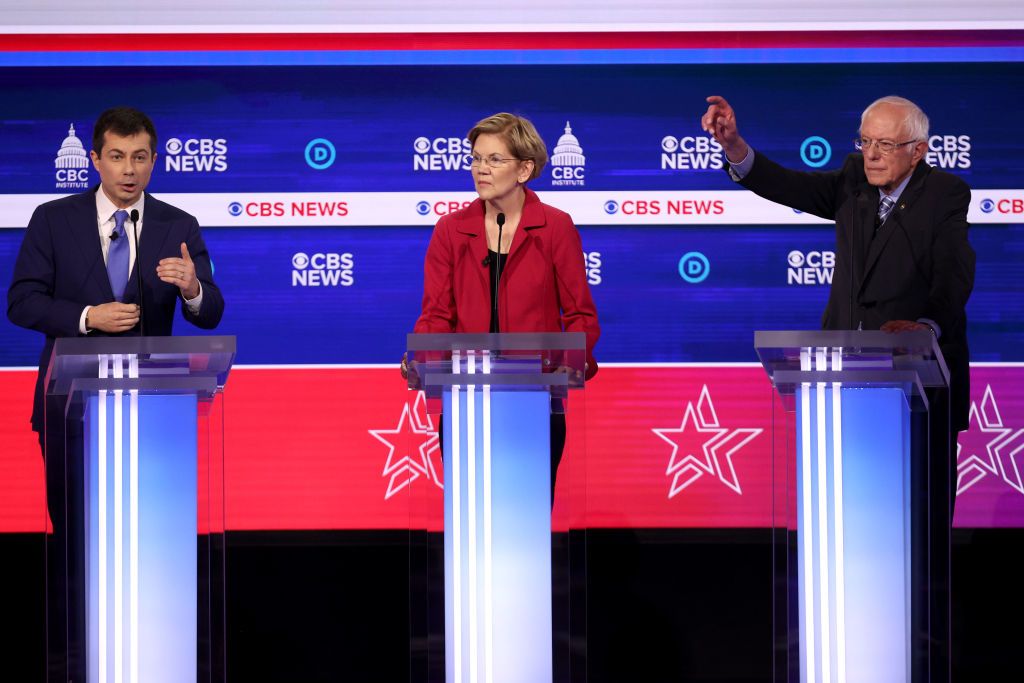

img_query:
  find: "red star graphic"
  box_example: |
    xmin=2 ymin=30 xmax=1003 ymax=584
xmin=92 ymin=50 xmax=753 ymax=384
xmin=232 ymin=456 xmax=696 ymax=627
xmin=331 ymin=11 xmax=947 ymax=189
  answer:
xmin=653 ymin=385 xmax=762 ymax=497
xmin=369 ymin=394 xmax=441 ymax=499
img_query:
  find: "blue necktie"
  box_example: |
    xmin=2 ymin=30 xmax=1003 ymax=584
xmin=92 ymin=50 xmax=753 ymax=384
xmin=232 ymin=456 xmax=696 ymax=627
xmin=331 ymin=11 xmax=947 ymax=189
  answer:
xmin=107 ymin=209 xmax=130 ymax=301
xmin=877 ymin=195 xmax=896 ymax=225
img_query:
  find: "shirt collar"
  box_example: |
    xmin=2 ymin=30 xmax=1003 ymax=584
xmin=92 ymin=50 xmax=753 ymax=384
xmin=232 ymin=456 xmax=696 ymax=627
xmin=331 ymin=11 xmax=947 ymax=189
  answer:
xmin=95 ymin=188 xmax=145 ymax=224
xmin=880 ymin=173 xmax=913 ymax=203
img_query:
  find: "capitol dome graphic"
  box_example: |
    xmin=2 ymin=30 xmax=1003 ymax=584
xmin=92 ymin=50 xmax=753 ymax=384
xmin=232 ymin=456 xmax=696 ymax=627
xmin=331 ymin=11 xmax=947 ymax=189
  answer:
xmin=55 ymin=124 xmax=90 ymax=170
xmin=551 ymin=121 xmax=585 ymax=167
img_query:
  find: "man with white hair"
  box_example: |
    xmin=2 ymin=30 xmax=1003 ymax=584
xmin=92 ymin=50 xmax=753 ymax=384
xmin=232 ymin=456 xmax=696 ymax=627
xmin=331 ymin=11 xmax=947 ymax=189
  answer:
xmin=701 ymin=94 xmax=974 ymax=680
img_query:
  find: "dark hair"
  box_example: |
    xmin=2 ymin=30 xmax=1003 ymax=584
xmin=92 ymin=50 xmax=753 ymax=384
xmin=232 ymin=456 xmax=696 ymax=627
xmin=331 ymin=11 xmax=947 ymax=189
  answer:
xmin=92 ymin=107 xmax=158 ymax=154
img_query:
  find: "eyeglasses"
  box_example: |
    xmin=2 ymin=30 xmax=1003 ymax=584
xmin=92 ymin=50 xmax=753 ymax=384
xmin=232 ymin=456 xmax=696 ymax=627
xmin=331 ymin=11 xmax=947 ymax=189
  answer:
xmin=470 ymin=153 xmax=522 ymax=168
xmin=853 ymin=138 xmax=918 ymax=155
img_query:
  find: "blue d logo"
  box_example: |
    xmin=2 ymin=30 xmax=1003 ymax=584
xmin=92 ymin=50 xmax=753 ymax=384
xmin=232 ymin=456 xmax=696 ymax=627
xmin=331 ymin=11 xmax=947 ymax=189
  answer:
xmin=678 ymin=252 xmax=710 ymax=283
xmin=305 ymin=138 xmax=336 ymax=170
xmin=800 ymin=136 xmax=831 ymax=168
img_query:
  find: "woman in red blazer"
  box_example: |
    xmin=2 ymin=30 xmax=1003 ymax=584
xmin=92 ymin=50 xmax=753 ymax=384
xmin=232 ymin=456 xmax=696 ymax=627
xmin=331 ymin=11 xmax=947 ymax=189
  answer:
xmin=407 ymin=112 xmax=600 ymax=495
xmin=411 ymin=112 xmax=599 ymax=372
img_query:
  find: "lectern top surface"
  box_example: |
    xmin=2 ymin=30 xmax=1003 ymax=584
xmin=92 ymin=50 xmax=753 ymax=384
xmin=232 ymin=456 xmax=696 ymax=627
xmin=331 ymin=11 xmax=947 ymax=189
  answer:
xmin=754 ymin=329 xmax=949 ymax=390
xmin=46 ymin=335 xmax=236 ymax=395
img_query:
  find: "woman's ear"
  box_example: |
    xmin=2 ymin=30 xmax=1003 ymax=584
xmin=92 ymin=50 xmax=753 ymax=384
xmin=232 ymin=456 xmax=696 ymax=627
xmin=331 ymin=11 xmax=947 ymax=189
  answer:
xmin=519 ymin=159 xmax=535 ymax=184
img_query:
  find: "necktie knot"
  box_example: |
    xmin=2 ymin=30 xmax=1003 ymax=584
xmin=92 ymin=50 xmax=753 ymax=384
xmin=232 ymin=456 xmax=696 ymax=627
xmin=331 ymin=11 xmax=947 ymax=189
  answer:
xmin=113 ymin=209 xmax=129 ymax=236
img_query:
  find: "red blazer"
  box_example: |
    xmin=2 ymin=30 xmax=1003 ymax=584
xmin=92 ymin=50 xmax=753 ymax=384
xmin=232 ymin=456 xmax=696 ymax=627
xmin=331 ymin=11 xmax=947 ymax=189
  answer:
xmin=414 ymin=188 xmax=600 ymax=379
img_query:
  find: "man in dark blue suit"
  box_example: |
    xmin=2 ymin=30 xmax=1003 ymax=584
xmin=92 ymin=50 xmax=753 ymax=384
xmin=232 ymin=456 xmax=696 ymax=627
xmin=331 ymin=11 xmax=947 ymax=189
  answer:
xmin=9 ymin=106 xmax=224 ymax=437
xmin=7 ymin=106 xmax=224 ymax=682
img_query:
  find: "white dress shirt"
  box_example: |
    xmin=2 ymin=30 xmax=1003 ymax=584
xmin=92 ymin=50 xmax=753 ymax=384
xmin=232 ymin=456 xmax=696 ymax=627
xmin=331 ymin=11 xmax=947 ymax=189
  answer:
xmin=80 ymin=190 xmax=202 ymax=333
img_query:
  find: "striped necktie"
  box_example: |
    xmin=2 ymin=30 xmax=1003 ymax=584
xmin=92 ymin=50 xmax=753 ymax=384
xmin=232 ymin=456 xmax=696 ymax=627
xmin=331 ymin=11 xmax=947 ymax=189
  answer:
xmin=877 ymin=195 xmax=896 ymax=226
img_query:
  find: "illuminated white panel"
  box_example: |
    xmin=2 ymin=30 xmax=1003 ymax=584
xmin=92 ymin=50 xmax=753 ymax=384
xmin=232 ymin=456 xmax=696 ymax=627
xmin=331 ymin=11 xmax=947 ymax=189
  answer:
xmin=2 ymin=1 xmax=1020 ymax=32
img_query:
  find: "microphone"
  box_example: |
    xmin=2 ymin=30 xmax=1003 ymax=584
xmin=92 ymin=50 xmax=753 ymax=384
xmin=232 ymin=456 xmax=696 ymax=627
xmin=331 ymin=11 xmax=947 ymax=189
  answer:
xmin=850 ymin=202 xmax=856 ymax=331
xmin=493 ymin=212 xmax=505 ymax=332
xmin=482 ymin=254 xmax=492 ymax=267
xmin=129 ymin=209 xmax=146 ymax=336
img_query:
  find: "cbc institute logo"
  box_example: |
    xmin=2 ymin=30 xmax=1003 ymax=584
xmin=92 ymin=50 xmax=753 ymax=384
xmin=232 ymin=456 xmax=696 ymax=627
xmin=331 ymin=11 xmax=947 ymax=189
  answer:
xmin=550 ymin=121 xmax=586 ymax=187
xmin=54 ymin=123 xmax=90 ymax=190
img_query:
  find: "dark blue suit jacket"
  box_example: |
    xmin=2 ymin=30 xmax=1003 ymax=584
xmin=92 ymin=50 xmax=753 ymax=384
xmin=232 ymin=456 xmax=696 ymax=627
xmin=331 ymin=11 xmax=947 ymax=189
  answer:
xmin=7 ymin=187 xmax=225 ymax=432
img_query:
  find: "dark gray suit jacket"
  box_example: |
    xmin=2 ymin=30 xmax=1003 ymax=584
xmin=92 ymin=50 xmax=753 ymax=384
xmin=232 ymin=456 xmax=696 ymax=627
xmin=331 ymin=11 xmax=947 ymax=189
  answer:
xmin=738 ymin=152 xmax=975 ymax=431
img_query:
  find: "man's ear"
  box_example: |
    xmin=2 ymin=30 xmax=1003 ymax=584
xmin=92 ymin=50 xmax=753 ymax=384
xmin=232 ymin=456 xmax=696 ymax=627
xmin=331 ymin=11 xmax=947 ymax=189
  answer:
xmin=911 ymin=140 xmax=927 ymax=164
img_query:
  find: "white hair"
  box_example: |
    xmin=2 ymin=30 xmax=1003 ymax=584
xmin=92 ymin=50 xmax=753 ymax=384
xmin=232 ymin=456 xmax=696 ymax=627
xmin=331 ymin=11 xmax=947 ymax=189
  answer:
xmin=860 ymin=95 xmax=930 ymax=141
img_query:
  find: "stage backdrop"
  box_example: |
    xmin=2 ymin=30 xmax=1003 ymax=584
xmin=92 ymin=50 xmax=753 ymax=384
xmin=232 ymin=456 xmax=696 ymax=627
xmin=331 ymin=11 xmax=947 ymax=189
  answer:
xmin=2 ymin=28 xmax=1023 ymax=532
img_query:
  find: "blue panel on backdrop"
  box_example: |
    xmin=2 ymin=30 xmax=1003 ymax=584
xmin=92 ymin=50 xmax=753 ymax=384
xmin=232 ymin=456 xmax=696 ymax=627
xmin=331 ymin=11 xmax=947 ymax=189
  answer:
xmin=0 ymin=63 xmax=1021 ymax=194
xmin=2 ymin=222 xmax=1022 ymax=365
xmin=1 ymin=61 xmax=1022 ymax=367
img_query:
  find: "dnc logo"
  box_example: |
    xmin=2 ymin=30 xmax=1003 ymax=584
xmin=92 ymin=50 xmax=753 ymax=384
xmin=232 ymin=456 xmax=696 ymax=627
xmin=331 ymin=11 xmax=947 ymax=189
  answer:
xmin=305 ymin=138 xmax=336 ymax=170
xmin=800 ymin=136 xmax=831 ymax=168
xmin=678 ymin=252 xmax=710 ymax=284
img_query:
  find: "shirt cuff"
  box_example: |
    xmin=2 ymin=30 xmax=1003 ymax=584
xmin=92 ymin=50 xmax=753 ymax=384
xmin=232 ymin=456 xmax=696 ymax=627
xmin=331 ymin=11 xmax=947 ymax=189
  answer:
xmin=917 ymin=317 xmax=941 ymax=339
xmin=183 ymin=282 xmax=203 ymax=314
xmin=79 ymin=306 xmax=91 ymax=335
xmin=727 ymin=147 xmax=755 ymax=181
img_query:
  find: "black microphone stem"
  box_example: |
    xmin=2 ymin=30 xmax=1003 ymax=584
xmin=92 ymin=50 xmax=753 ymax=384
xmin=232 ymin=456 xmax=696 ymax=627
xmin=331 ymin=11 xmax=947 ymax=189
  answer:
xmin=130 ymin=210 xmax=146 ymax=336
xmin=494 ymin=212 xmax=505 ymax=333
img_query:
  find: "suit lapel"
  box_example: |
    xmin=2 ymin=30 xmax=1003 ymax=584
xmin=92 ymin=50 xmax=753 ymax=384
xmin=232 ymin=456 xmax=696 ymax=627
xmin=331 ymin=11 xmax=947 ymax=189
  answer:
xmin=506 ymin=189 xmax=546 ymax=263
xmin=861 ymin=163 xmax=930 ymax=286
xmin=67 ymin=189 xmax=116 ymax=301
xmin=453 ymin=200 xmax=490 ymax=291
xmin=124 ymin=194 xmax=171 ymax=304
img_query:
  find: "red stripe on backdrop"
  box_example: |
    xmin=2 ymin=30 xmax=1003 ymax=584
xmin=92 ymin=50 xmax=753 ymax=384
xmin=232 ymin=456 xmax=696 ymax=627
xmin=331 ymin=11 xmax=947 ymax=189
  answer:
xmin=563 ymin=366 xmax=780 ymax=529
xmin=0 ymin=31 xmax=1020 ymax=52
xmin=222 ymin=367 xmax=426 ymax=530
xmin=2 ymin=365 xmax=1021 ymax=532
xmin=0 ymin=371 xmax=46 ymax=533
xmin=0 ymin=366 xmax=782 ymax=532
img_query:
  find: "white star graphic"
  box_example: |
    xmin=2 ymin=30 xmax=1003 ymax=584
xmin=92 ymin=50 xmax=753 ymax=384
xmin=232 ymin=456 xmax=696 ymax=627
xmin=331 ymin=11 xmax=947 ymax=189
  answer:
xmin=369 ymin=391 xmax=442 ymax=500
xmin=957 ymin=384 xmax=1024 ymax=496
xmin=652 ymin=385 xmax=763 ymax=498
